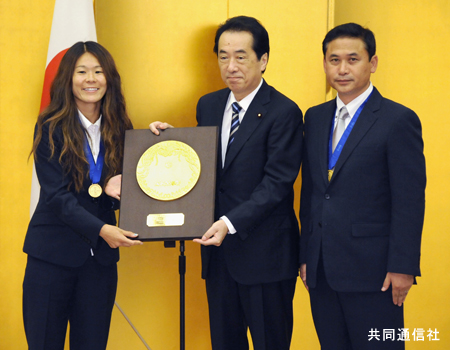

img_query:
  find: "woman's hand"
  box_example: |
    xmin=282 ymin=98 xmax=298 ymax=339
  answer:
xmin=99 ymin=224 xmax=143 ymax=248
xmin=149 ymin=121 xmax=174 ymax=135
xmin=105 ymin=174 xmax=122 ymax=200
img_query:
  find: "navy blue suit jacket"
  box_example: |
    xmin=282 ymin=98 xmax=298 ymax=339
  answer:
xmin=24 ymin=121 xmax=120 ymax=267
xmin=300 ymin=87 xmax=426 ymax=292
xmin=197 ymin=80 xmax=303 ymax=285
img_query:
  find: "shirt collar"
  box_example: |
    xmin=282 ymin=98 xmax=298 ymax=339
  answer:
xmin=78 ymin=109 xmax=102 ymax=129
xmin=225 ymin=78 xmax=264 ymax=113
xmin=336 ymin=82 xmax=373 ymax=118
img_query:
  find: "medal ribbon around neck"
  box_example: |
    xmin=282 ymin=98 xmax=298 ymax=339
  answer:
xmin=328 ymin=92 xmax=372 ymax=176
xmin=84 ymin=133 xmax=105 ymax=197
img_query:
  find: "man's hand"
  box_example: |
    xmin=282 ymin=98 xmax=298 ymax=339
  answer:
xmin=99 ymin=224 xmax=143 ymax=248
xmin=381 ymin=272 xmax=414 ymax=306
xmin=105 ymin=174 xmax=122 ymax=200
xmin=149 ymin=121 xmax=174 ymax=135
xmin=300 ymin=264 xmax=309 ymax=291
xmin=193 ymin=220 xmax=228 ymax=246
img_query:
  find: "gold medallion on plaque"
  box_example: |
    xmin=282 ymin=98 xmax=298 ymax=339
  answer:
xmin=136 ymin=140 xmax=201 ymax=201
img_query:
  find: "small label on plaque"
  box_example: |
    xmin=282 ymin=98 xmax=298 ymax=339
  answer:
xmin=147 ymin=213 xmax=185 ymax=227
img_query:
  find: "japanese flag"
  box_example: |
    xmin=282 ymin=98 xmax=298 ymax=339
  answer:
xmin=30 ymin=0 xmax=97 ymax=217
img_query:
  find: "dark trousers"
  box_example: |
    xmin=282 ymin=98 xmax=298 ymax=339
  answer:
xmin=205 ymin=246 xmax=297 ymax=350
xmin=309 ymin=257 xmax=405 ymax=350
xmin=23 ymin=255 xmax=117 ymax=350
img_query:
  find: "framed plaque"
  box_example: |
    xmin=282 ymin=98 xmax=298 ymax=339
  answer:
xmin=119 ymin=127 xmax=218 ymax=241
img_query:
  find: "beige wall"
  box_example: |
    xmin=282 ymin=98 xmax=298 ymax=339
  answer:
xmin=0 ymin=1 xmax=54 ymax=350
xmin=1 ymin=0 xmax=448 ymax=349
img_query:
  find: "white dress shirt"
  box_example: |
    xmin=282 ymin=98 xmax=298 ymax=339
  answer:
xmin=334 ymin=82 xmax=373 ymax=131
xmin=221 ymin=79 xmax=263 ymax=167
xmin=220 ymin=79 xmax=263 ymax=234
xmin=78 ymin=110 xmax=102 ymax=256
xmin=78 ymin=110 xmax=102 ymax=163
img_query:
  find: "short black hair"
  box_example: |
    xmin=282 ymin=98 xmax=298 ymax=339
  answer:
xmin=322 ymin=23 xmax=376 ymax=60
xmin=213 ymin=16 xmax=270 ymax=62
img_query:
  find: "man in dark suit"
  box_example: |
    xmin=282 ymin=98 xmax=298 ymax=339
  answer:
xmin=299 ymin=23 xmax=426 ymax=349
xmin=151 ymin=16 xmax=302 ymax=350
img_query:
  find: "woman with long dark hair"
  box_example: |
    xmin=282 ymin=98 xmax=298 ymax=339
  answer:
xmin=23 ymin=41 xmax=142 ymax=350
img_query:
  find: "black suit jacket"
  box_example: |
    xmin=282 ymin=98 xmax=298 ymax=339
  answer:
xmin=300 ymin=87 xmax=426 ymax=292
xmin=24 ymin=121 xmax=120 ymax=267
xmin=197 ymin=80 xmax=303 ymax=285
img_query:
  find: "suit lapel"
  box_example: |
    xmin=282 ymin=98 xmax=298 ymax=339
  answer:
xmin=331 ymin=88 xmax=382 ymax=180
xmin=318 ymin=101 xmax=336 ymax=186
xmin=208 ymin=89 xmax=230 ymax=175
xmin=222 ymin=82 xmax=269 ymax=173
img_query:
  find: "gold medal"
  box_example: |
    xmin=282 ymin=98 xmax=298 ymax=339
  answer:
xmin=136 ymin=140 xmax=201 ymax=201
xmin=88 ymin=183 xmax=103 ymax=198
xmin=328 ymin=169 xmax=334 ymax=182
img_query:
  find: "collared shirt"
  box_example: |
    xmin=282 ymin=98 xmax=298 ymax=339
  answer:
xmin=78 ymin=110 xmax=102 ymax=163
xmin=334 ymin=82 xmax=373 ymax=131
xmin=78 ymin=110 xmax=102 ymax=257
xmin=220 ymin=79 xmax=263 ymax=234
xmin=221 ymin=79 xmax=264 ymax=167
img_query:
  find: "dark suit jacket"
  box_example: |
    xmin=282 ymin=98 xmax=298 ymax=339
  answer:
xmin=197 ymin=80 xmax=303 ymax=285
xmin=24 ymin=120 xmax=120 ymax=267
xmin=300 ymin=87 xmax=426 ymax=292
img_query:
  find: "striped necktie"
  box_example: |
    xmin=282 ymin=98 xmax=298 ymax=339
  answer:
xmin=227 ymin=102 xmax=242 ymax=151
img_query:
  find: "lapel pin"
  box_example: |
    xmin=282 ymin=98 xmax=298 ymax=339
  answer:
xmin=257 ymin=113 xmax=262 ymax=118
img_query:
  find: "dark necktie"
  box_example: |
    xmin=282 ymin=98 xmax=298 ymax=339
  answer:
xmin=228 ymin=102 xmax=242 ymax=151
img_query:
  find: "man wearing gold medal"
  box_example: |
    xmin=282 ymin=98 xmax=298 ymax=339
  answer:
xmin=299 ymin=23 xmax=426 ymax=349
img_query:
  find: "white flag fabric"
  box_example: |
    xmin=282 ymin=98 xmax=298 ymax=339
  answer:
xmin=30 ymin=0 xmax=97 ymax=217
